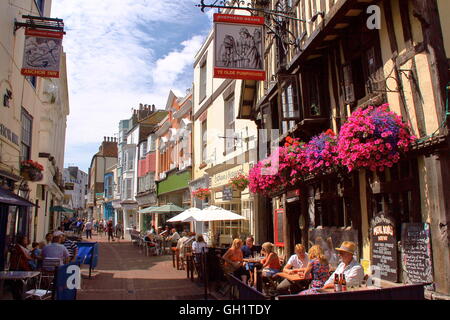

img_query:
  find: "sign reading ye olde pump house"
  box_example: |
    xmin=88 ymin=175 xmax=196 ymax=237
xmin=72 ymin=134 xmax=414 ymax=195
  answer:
xmin=214 ymin=14 xmax=265 ymax=81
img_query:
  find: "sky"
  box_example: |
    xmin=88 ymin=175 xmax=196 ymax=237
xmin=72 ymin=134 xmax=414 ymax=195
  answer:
xmin=51 ymin=0 xmax=214 ymax=172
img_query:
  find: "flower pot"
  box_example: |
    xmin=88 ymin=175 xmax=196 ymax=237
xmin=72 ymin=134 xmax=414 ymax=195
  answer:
xmin=21 ymin=167 xmax=43 ymax=182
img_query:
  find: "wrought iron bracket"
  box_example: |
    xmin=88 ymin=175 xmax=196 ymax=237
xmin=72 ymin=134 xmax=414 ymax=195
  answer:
xmin=14 ymin=15 xmax=65 ymax=35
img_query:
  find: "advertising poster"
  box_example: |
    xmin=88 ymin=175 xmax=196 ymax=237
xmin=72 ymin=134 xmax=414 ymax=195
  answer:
xmin=21 ymin=28 xmax=63 ymax=78
xmin=214 ymin=14 xmax=265 ymax=81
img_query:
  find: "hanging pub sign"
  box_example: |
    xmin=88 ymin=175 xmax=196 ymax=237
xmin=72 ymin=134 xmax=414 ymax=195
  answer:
xmin=370 ymin=212 xmax=398 ymax=282
xmin=21 ymin=28 xmax=64 ymax=78
xmin=214 ymin=13 xmax=265 ymax=81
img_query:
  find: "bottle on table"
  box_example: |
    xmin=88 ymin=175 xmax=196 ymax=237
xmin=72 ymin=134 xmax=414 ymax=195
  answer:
xmin=341 ymin=274 xmax=347 ymax=291
xmin=334 ymin=273 xmax=341 ymax=292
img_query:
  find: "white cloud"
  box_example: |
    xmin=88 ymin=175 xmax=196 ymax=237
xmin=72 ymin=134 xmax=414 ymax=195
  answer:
xmin=51 ymin=0 xmax=210 ymax=170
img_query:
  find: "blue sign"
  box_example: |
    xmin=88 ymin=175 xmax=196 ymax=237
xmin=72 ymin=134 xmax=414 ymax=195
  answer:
xmin=55 ymin=262 xmax=79 ymax=300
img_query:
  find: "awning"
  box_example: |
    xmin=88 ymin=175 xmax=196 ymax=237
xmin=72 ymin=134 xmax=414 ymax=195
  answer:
xmin=0 ymin=187 xmax=36 ymax=207
xmin=50 ymin=206 xmax=75 ymax=213
xmin=150 ymin=203 xmax=184 ymax=214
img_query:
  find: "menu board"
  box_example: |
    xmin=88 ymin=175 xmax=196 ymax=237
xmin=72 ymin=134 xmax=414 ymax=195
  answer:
xmin=222 ymin=186 xmax=233 ymax=201
xmin=370 ymin=213 xmax=398 ymax=282
xmin=401 ymin=223 xmax=434 ymax=284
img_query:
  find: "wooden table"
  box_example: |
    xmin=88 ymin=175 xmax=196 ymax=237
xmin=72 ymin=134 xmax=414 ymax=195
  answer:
xmin=276 ymin=272 xmax=311 ymax=282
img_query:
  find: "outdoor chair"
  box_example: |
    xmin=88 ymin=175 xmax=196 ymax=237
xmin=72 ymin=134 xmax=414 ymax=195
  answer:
xmin=41 ymin=257 xmax=62 ymax=272
xmin=24 ymin=271 xmax=55 ymax=300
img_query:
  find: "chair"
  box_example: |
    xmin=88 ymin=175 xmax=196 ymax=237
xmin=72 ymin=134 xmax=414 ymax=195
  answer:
xmin=24 ymin=272 xmax=55 ymax=300
xmin=41 ymin=258 xmax=62 ymax=272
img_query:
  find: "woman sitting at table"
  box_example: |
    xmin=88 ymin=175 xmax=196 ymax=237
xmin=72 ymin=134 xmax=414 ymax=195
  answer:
xmin=222 ymin=238 xmax=249 ymax=283
xmin=259 ymin=242 xmax=281 ymax=291
xmin=9 ymin=235 xmax=34 ymax=271
xmin=276 ymin=244 xmax=309 ymax=294
xmin=299 ymin=245 xmax=330 ymax=295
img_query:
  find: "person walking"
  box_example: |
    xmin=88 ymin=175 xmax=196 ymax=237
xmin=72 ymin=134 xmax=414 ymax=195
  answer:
xmin=107 ymin=219 xmax=115 ymax=242
xmin=84 ymin=220 xmax=93 ymax=239
xmin=115 ymin=221 xmax=124 ymax=240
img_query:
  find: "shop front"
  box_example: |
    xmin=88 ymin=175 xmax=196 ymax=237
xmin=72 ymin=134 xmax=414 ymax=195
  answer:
xmin=206 ymin=164 xmax=254 ymax=247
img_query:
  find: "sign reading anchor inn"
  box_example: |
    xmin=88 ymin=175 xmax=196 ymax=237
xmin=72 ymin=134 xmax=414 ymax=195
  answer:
xmin=213 ymin=14 xmax=265 ymax=81
xmin=21 ymin=28 xmax=64 ymax=78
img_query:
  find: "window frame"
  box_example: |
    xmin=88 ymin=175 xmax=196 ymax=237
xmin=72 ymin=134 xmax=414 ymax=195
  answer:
xmin=224 ymin=94 xmax=236 ymax=154
xmin=201 ymin=120 xmax=207 ymax=163
xmin=20 ymin=108 xmax=33 ymax=162
xmin=199 ymin=57 xmax=207 ymax=103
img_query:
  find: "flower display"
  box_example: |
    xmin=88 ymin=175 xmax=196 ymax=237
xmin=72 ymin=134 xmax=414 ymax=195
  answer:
xmin=20 ymin=160 xmax=44 ymax=172
xmin=20 ymin=160 xmax=44 ymax=182
xmin=192 ymin=188 xmax=211 ymax=200
xmin=229 ymin=174 xmax=249 ymax=191
xmin=302 ymin=129 xmax=338 ymax=176
xmin=337 ymin=104 xmax=416 ymax=172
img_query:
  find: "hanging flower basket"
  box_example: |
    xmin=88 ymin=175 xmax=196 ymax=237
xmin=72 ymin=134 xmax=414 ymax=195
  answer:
xmin=229 ymin=174 xmax=249 ymax=191
xmin=301 ymin=129 xmax=339 ymax=176
xmin=20 ymin=160 xmax=44 ymax=182
xmin=337 ymin=104 xmax=416 ymax=172
xmin=192 ymin=188 xmax=211 ymax=200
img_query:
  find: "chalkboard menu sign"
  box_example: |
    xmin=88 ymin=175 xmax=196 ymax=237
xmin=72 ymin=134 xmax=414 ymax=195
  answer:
xmin=370 ymin=213 xmax=398 ymax=282
xmin=401 ymin=223 xmax=434 ymax=284
xmin=222 ymin=186 xmax=233 ymax=201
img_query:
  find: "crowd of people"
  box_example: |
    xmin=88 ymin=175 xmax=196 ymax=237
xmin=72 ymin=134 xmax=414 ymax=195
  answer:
xmin=60 ymin=217 xmax=124 ymax=242
xmin=221 ymin=237 xmax=365 ymax=296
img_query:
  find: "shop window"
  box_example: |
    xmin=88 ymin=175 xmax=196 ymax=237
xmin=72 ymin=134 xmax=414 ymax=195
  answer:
xmin=20 ymin=108 xmax=33 ymax=162
xmin=367 ymin=159 xmax=421 ymax=236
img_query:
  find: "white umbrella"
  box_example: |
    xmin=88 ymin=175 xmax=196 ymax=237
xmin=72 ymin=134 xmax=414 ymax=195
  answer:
xmin=183 ymin=205 xmax=247 ymax=222
xmin=166 ymin=207 xmax=202 ymax=223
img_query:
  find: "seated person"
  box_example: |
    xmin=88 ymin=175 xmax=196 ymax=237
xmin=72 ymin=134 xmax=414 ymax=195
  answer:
xmin=192 ymin=234 xmax=207 ymax=254
xmin=276 ymin=244 xmax=309 ymax=294
xmin=9 ymin=235 xmax=34 ymax=271
xmin=222 ymin=238 xmax=249 ymax=283
xmin=41 ymin=234 xmax=71 ymax=267
xmin=168 ymin=228 xmax=180 ymax=247
xmin=322 ymin=241 xmax=364 ymax=290
xmin=299 ymin=245 xmax=330 ymax=295
xmin=259 ymin=242 xmax=281 ymax=292
xmin=59 ymin=232 xmax=78 ymax=262
xmin=241 ymin=236 xmax=258 ymax=283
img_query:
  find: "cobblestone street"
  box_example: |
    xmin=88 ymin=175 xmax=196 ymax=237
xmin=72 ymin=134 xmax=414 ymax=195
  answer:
xmin=78 ymin=234 xmax=208 ymax=300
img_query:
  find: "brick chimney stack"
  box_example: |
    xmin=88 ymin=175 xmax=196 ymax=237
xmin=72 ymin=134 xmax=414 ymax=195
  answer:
xmin=101 ymin=136 xmax=118 ymax=158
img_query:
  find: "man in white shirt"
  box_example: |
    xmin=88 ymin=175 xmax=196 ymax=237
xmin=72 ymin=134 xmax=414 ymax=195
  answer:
xmin=168 ymin=228 xmax=181 ymax=247
xmin=41 ymin=234 xmax=70 ymax=267
xmin=276 ymin=244 xmax=309 ymax=294
xmin=323 ymin=241 xmax=365 ymax=289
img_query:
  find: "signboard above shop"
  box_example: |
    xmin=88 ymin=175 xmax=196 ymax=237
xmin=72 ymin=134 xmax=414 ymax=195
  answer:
xmin=21 ymin=28 xmax=64 ymax=78
xmin=214 ymin=13 xmax=265 ymax=81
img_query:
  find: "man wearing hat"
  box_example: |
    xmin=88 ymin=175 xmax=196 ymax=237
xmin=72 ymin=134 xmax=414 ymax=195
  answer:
xmin=322 ymin=241 xmax=364 ymax=289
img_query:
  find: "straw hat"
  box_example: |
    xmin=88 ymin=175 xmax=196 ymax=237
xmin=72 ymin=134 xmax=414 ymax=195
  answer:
xmin=335 ymin=241 xmax=356 ymax=255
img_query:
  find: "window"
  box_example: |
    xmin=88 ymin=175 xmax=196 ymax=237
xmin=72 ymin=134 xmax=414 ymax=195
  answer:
xmin=21 ymin=108 xmax=33 ymax=162
xmin=26 ymin=76 xmax=37 ymax=89
xmin=201 ymin=120 xmax=207 ymax=163
xmin=125 ymin=178 xmax=132 ymax=199
xmin=224 ymin=95 xmax=235 ymax=154
xmin=273 ymin=208 xmax=285 ymax=247
xmin=140 ymin=141 xmax=147 ymax=158
xmin=199 ymin=59 xmax=207 ymax=102
xmin=301 ymin=61 xmax=328 ymax=119
xmin=280 ymin=80 xmax=299 ymax=135
xmin=34 ymin=0 xmax=45 ymax=15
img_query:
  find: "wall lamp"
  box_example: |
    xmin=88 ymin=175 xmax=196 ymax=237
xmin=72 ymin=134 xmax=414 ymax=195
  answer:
xmin=309 ymin=11 xmax=325 ymax=23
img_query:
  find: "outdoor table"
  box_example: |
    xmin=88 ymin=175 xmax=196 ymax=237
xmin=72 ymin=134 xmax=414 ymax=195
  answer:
xmin=0 ymin=271 xmax=41 ymax=299
xmin=276 ymin=272 xmax=312 ymax=282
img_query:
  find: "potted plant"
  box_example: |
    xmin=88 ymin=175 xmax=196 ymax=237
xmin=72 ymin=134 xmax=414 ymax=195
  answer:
xmin=20 ymin=160 xmax=44 ymax=182
xmin=192 ymin=188 xmax=211 ymax=200
xmin=229 ymin=174 xmax=249 ymax=191
xmin=337 ymin=104 xmax=416 ymax=172
xmin=302 ymin=129 xmax=339 ymax=176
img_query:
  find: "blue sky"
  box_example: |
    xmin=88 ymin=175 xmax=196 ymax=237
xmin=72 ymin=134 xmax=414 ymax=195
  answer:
xmin=51 ymin=0 xmax=213 ymax=172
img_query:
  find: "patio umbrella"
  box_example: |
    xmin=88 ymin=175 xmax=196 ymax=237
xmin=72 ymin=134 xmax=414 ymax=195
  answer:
xmin=167 ymin=207 xmax=202 ymax=223
xmin=182 ymin=205 xmax=247 ymax=222
xmin=50 ymin=206 xmax=75 ymax=213
xmin=138 ymin=206 xmax=159 ymax=214
xmin=149 ymin=203 xmax=184 ymax=214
